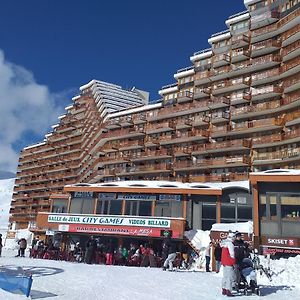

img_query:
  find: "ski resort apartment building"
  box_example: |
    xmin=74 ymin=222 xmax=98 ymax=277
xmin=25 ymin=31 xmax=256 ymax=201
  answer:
xmin=10 ymin=0 xmax=300 ymax=253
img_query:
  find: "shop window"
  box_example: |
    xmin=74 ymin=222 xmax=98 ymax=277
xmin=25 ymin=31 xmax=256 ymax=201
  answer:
xmin=280 ymin=195 xmax=300 ymax=220
xmin=202 ymin=204 xmax=216 ymax=219
xmin=269 ymin=195 xmax=277 ymax=220
xmin=69 ymin=198 xmax=95 ymax=214
xmin=110 ymin=200 xmax=122 ymax=215
xmin=52 ymin=199 xmax=68 ymax=213
xmin=237 ymin=206 xmax=252 ymax=220
xmin=221 ymin=205 xmax=236 ymax=220
xmin=139 ymin=201 xmax=152 ymax=216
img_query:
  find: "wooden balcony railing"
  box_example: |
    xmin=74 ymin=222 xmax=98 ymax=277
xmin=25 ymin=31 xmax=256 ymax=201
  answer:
xmin=281 ymin=23 xmax=300 ymax=42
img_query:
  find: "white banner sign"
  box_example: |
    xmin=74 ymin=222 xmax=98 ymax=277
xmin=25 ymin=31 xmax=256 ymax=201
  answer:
xmin=48 ymin=215 xmax=170 ymax=228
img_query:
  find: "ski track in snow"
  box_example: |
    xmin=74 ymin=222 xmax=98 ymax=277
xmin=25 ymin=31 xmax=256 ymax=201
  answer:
xmin=0 ymin=250 xmax=299 ymax=299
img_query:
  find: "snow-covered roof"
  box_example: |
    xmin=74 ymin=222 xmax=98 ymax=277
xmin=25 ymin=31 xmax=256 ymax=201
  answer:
xmin=250 ymin=169 xmax=300 ymax=176
xmin=211 ymin=221 xmax=253 ymax=235
xmin=65 ymin=180 xmax=250 ymax=191
xmin=23 ymin=142 xmax=46 ymax=150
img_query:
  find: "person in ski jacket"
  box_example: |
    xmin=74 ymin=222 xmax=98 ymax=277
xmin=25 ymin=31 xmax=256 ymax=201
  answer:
xmin=84 ymin=236 xmax=97 ymax=264
xmin=221 ymin=232 xmax=236 ymax=297
xmin=234 ymin=232 xmax=249 ymax=286
xmin=205 ymin=242 xmax=212 ymax=272
xmin=16 ymin=238 xmax=27 ymax=257
xmin=162 ymin=235 xmax=177 ymax=271
xmin=0 ymin=234 xmax=3 ymax=257
xmin=214 ymin=242 xmax=222 ymax=273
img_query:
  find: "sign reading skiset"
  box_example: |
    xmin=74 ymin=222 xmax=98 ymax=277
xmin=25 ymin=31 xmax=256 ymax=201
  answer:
xmin=48 ymin=215 xmax=171 ymax=228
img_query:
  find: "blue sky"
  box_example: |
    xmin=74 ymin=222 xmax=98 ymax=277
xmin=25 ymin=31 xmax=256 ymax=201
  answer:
xmin=0 ymin=0 xmax=246 ymax=171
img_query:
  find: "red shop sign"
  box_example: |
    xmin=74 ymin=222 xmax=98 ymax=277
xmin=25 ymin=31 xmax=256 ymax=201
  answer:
xmin=58 ymin=224 xmax=181 ymax=238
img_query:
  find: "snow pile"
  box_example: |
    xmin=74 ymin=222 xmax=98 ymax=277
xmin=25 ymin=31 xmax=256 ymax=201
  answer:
xmin=211 ymin=221 xmax=253 ymax=236
xmin=0 ymin=178 xmax=14 ymax=238
xmin=258 ymin=255 xmax=300 ymax=290
xmin=184 ymin=229 xmax=210 ymax=270
xmin=5 ymin=229 xmax=33 ymax=250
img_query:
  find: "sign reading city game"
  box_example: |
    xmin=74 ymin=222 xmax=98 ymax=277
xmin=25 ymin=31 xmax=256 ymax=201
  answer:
xmin=48 ymin=215 xmax=171 ymax=228
xmin=117 ymin=194 xmax=156 ymax=201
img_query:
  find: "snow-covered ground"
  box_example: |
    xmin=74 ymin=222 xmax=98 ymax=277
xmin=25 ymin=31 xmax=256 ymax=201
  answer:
xmin=0 ymin=249 xmax=299 ymax=299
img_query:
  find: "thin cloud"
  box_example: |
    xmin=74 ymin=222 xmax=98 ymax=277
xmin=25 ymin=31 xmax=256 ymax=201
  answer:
xmin=0 ymin=49 xmax=66 ymax=172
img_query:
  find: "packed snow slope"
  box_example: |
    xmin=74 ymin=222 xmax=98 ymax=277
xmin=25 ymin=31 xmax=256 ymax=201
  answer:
xmin=0 ymin=250 xmax=299 ymax=299
xmin=0 ymin=178 xmax=14 ymax=237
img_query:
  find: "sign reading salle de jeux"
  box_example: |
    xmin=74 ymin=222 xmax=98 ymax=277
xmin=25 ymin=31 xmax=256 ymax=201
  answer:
xmin=48 ymin=214 xmax=171 ymax=228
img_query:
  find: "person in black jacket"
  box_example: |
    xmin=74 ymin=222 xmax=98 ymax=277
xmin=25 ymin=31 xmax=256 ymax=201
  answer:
xmin=0 ymin=234 xmax=2 ymax=257
xmin=84 ymin=236 xmax=97 ymax=264
xmin=234 ymin=232 xmax=249 ymax=286
xmin=214 ymin=242 xmax=222 ymax=273
xmin=162 ymin=235 xmax=177 ymax=271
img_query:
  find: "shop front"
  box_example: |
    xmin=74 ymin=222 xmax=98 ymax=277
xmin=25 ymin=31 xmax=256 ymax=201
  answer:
xmin=250 ymin=170 xmax=300 ymax=256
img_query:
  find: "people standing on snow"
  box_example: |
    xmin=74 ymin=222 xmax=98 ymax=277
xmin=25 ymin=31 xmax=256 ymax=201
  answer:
xmin=16 ymin=238 xmax=27 ymax=257
xmin=106 ymin=239 xmax=114 ymax=265
xmin=205 ymin=242 xmax=212 ymax=272
xmin=84 ymin=235 xmax=97 ymax=264
xmin=221 ymin=232 xmax=236 ymax=297
xmin=0 ymin=234 xmax=3 ymax=257
xmin=234 ymin=231 xmax=249 ymax=287
xmin=214 ymin=242 xmax=222 ymax=273
xmin=162 ymin=234 xmax=177 ymax=271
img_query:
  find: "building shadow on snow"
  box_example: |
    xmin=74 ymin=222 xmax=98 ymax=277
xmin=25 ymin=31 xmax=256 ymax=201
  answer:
xmin=259 ymin=285 xmax=294 ymax=296
xmin=30 ymin=290 xmax=58 ymax=299
xmin=0 ymin=265 xmax=64 ymax=277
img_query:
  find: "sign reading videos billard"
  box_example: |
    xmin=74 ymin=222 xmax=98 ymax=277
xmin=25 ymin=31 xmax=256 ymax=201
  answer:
xmin=48 ymin=215 xmax=171 ymax=228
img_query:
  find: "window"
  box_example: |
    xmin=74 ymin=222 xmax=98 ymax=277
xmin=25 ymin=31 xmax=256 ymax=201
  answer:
xmin=52 ymin=199 xmax=68 ymax=213
xmin=280 ymin=195 xmax=300 ymax=220
xmin=69 ymin=198 xmax=95 ymax=214
xmin=125 ymin=200 xmax=152 ymax=216
xmin=110 ymin=200 xmax=123 ymax=215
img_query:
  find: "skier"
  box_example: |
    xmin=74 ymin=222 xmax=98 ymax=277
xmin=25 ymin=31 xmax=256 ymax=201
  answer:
xmin=221 ymin=232 xmax=236 ymax=297
xmin=162 ymin=234 xmax=177 ymax=271
xmin=16 ymin=238 xmax=27 ymax=257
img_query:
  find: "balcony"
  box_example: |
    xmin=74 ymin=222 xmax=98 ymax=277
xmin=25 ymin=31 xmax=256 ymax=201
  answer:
xmin=231 ymin=34 xmax=250 ymax=49
xmin=282 ymin=24 xmax=300 ymax=47
xmin=251 ymin=85 xmax=283 ymax=101
xmin=209 ymin=66 xmax=232 ymax=81
xmin=176 ymin=117 xmax=193 ymax=130
xmin=193 ymin=115 xmax=210 ymax=127
xmin=282 ymin=40 xmax=300 ymax=62
xmin=192 ymin=139 xmax=251 ymax=155
xmin=160 ymin=129 xmax=209 ymax=146
xmin=173 ymin=145 xmax=192 ymax=157
xmin=230 ymin=90 xmax=251 ymax=105
xmin=194 ymin=71 xmax=211 ymax=85
xmin=283 ymin=74 xmax=300 ymax=94
xmin=130 ymin=149 xmax=172 ymax=162
xmin=213 ymin=76 xmax=251 ymax=95
xmin=132 ymin=113 xmax=147 ymax=125
xmin=177 ymin=91 xmax=194 ymax=103
xmin=118 ymin=139 xmax=144 ymax=151
xmin=251 ymin=67 xmax=280 ymax=86
xmin=231 ymin=99 xmax=281 ymax=120
xmin=208 ymin=96 xmax=230 ymax=109
xmin=231 ymin=48 xmax=250 ymax=63
xmin=212 ymin=54 xmax=231 ymax=68
xmin=251 ymin=10 xmax=280 ymax=30
xmin=251 ymin=39 xmax=281 ymax=58
xmin=252 ymin=133 xmax=283 ymax=148
xmin=194 ymin=87 xmax=211 ymax=100
xmin=146 ymin=121 xmax=175 ymax=134
xmin=281 ymin=56 xmax=300 ymax=76
xmin=102 ymin=127 xmax=145 ymax=141
xmin=116 ymin=163 xmax=172 ymax=176
xmin=211 ymin=111 xmax=230 ymax=124
xmin=251 ymin=23 xmax=278 ymax=43
xmin=278 ymin=6 xmax=300 ymax=32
